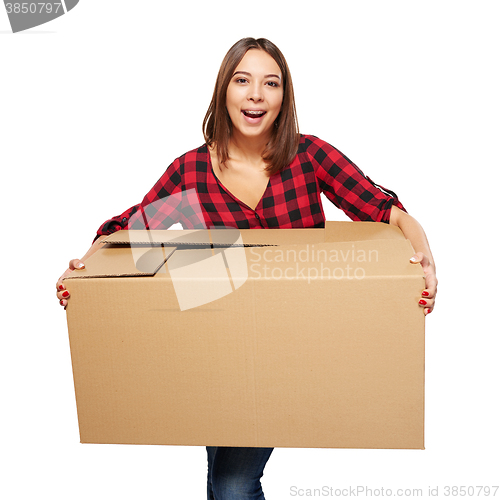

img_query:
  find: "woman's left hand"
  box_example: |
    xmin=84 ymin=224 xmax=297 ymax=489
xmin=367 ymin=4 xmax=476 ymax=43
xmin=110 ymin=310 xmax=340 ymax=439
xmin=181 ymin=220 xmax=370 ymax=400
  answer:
xmin=410 ymin=252 xmax=437 ymax=315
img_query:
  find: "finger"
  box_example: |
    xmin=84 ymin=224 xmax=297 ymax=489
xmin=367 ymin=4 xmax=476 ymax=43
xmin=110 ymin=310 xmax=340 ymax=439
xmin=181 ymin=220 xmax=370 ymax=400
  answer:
xmin=56 ymin=270 xmax=69 ymax=290
xmin=418 ymin=297 xmax=434 ymax=310
xmin=410 ymin=253 xmax=437 ymax=297
xmin=57 ymin=289 xmax=71 ymax=301
xmin=56 ymin=266 xmax=73 ymax=291
xmin=57 ymin=258 xmax=83 ymax=308
xmin=410 ymin=253 xmax=434 ymax=275
xmin=409 ymin=252 xmax=426 ymax=266
xmin=69 ymin=259 xmax=85 ymax=271
xmin=424 ymin=275 xmax=438 ymax=297
xmin=56 ymin=271 xmax=69 ymax=296
xmin=421 ymin=288 xmax=436 ymax=299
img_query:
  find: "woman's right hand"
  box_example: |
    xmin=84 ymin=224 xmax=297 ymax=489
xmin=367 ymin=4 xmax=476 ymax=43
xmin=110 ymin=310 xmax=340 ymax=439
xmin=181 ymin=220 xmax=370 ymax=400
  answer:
xmin=56 ymin=259 xmax=85 ymax=308
xmin=56 ymin=235 xmax=109 ymax=308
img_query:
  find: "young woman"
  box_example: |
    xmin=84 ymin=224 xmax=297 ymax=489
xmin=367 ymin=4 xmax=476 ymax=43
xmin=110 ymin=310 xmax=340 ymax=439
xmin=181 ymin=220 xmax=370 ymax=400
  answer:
xmin=57 ymin=37 xmax=437 ymax=500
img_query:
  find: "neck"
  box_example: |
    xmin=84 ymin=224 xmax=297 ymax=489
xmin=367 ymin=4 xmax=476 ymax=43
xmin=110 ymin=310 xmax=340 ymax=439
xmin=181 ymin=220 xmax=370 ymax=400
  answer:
xmin=228 ymin=130 xmax=271 ymax=165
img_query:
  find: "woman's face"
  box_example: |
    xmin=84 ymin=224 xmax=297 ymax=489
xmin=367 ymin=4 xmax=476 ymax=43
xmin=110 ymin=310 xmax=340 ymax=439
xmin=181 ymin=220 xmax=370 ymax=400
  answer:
xmin=226 ymin=49 xmax=283 ymax=142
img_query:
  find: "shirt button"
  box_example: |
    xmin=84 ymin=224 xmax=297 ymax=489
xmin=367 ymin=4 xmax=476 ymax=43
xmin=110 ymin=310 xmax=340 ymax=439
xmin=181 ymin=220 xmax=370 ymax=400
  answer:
xmin=122 ymin=217 xmax=128 ymax=223
xmin=255 ymin=213 xmax=260 ymax=219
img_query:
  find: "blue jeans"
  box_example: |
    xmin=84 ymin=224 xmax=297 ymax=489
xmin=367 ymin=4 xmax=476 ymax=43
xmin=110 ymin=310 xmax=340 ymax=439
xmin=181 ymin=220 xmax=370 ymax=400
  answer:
xmin=206 ymin=446 xmax=274 ymax=500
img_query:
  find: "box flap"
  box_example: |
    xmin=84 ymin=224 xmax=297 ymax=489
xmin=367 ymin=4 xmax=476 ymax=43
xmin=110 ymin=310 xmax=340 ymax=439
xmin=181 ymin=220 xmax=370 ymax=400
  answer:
xmin=103 ymin=228 xmax=308 ymax=248
xmin=101 ymin=222 xmax=405 ymax=249
xmin=65 ymin=245 xmax=176 ymax=279
xmin=103 ymin=229 xmax=212 ymax=246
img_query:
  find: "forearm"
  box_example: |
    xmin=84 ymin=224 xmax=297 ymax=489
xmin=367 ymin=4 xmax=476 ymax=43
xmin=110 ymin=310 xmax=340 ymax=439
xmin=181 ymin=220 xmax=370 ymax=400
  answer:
xmin=389 ymin=206 xmax=435 ymax=268
xmin=81 ymin=234 xmax=108 ymax=263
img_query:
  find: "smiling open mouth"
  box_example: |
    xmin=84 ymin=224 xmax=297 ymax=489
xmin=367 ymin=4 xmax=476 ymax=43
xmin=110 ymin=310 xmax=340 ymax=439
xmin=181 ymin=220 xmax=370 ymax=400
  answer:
xmin=242 ymin=110 xmax=267 ymax=118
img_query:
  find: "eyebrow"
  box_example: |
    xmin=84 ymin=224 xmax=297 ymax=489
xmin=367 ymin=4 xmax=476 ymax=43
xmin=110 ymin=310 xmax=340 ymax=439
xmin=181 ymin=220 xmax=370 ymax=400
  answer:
xmin=232 ymin=71 xmax=281 ymax=80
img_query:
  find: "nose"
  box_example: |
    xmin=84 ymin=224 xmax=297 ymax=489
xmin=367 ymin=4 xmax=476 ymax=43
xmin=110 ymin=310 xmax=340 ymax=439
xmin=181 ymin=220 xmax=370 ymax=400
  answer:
xmin=247 ymin=82 xmax=263 ymax=102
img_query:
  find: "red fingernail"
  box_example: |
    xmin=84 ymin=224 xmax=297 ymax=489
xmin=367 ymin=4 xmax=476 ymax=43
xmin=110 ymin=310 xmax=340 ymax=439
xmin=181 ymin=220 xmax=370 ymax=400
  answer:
xmin=62 ymin=291 xmax=69 ymax=298
xmin=60 ymin=299 xmax=64 ymax=306
xmin=422 ymin=291 xmax=429 ymax=297
xmin=419 ymin=299 xmax=427 ymax=305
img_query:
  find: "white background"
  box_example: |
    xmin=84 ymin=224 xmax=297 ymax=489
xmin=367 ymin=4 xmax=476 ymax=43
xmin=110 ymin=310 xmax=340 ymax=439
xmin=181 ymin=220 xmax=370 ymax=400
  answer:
xmin=1 ymin=1 xmax=499 ymax=498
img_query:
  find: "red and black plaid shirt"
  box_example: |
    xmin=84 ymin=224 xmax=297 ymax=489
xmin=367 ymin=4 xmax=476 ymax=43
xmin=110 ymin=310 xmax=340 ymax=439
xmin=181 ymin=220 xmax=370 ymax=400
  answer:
xmin=94 ymin=134 xmax=405 ymax=241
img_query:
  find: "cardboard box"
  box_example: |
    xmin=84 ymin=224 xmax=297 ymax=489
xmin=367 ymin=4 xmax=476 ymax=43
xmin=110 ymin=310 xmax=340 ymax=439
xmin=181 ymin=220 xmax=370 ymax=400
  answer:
xmin=64 ymin=221 xmax=425 ymax=449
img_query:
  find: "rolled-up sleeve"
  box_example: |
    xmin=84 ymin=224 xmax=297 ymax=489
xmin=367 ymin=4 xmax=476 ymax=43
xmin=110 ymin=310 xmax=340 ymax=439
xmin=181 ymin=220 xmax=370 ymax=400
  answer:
xmin=307 ymin=135 xmax=406 ymax=222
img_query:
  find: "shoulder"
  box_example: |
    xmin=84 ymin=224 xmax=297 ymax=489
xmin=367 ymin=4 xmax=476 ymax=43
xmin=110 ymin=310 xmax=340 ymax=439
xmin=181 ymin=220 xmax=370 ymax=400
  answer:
xmin=153 ymin=144 xmax=209 ymax=188
xmin=170 ymin=143 xmax=209 ymax=169
xmin=297 ymin=134 xmax=343 ymax=162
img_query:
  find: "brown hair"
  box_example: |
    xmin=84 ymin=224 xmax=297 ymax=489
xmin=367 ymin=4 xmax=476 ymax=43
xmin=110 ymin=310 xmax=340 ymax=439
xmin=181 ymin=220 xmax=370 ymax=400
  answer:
xmin=203 ymin=37 xmax=300 ymax=175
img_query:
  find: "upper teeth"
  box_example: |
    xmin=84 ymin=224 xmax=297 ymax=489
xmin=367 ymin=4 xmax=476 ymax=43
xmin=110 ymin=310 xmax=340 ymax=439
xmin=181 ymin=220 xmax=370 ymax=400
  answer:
xmin=246 ymin=110 xmax=265 ymax=115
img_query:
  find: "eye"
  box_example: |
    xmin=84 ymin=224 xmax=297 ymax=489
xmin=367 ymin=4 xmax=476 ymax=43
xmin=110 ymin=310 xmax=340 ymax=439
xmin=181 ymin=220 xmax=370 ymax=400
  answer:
xmin=266 ymin=81 xmax=280 ymax=88
xmin=235 ymin=78 xmax=248 ymax=84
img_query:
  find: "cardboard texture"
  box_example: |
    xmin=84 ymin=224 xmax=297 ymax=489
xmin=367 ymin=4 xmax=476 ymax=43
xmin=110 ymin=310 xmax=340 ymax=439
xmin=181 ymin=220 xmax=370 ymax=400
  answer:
xmin=64 ymin=221 xmax=425 ymax=449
